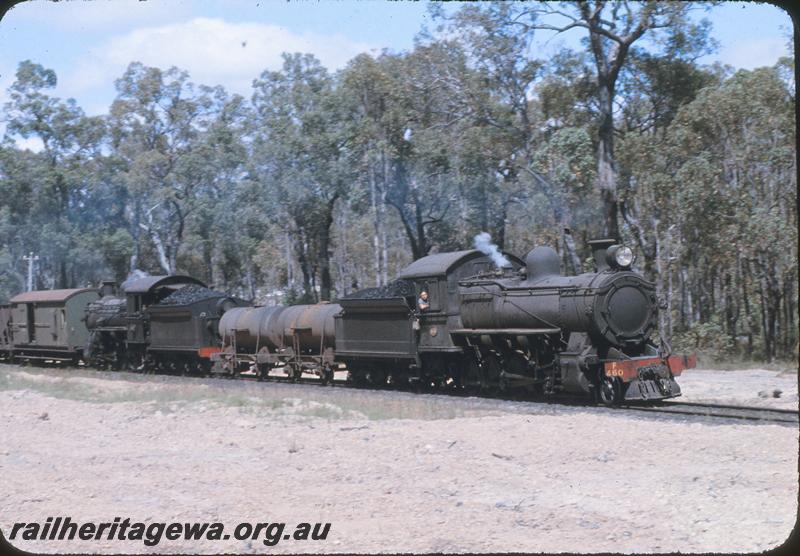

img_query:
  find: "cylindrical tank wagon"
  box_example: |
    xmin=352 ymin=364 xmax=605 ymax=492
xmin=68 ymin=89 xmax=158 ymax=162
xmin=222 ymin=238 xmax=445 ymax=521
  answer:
xmin=213 ymin=302 xmax=341 ymax=382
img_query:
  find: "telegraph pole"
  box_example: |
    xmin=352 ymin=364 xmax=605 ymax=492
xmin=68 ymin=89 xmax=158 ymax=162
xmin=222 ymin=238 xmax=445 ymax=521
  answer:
xmin=22 ymin=252 xmax=39 ymax=292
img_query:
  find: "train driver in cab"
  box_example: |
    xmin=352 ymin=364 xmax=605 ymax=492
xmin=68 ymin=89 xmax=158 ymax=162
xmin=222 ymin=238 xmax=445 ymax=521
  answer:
xmin=417 ymin=290 xmax=430 ymax=312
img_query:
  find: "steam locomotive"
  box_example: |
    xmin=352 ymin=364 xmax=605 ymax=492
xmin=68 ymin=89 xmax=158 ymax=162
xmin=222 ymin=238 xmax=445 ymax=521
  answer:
xmin=0 ymin=239 xmax=694 ymax=405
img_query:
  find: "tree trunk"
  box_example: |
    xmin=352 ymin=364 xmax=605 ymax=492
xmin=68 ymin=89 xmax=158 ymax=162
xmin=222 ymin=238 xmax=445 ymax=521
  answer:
xmin=596 ymin=84 xmax=620 ymax=240
xmin=317 ymin=195 xmax=339 ymax=301
xmin=561 ymin=227 xmax=581 ymax=275
xmin=370 ymin=158 xmax=386 ymax=287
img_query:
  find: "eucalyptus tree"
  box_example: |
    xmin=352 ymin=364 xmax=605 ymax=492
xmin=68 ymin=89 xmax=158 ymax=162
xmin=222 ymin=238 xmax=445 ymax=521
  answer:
xmin=664 ymin=66 xmax=796 ymax=361
xmin=2 ymin=60 xmax=106 ymax=288
xmin=109 ymin=62 xmax=218 ymax=275
xmin=428 ymin=3 xmax=592 ymax=269
xmin=177 ymin=88 xmax=253 ymax=290
xmin=251 ymin=53 xmax=354 ymax=301
xmin=617 ymin=63 xmax=796 ymax=359
xmin=441 ymin=1 xmax=717 ymax=241
xmin=339 ymin=52 xmax=405 ymax=284
xmin=340 ymin=46 xmax=472 ymax=263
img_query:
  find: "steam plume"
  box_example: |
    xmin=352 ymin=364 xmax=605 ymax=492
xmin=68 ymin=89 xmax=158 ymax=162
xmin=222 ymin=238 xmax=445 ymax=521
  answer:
xmin=473 ymin=232 xmax=511 ymax=268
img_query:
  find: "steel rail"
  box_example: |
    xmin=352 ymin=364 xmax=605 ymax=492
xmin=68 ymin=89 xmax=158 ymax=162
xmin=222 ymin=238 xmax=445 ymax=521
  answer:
xmin=619 ymin=401 xmax=798 ymax=424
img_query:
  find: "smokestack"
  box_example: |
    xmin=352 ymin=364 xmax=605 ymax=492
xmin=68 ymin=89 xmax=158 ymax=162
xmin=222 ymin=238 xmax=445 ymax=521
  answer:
xmin=588 ymin=238 xmax=617 ymax=271
xmin=473 ymin=232 xmax=511 ymax=268
xmin=99 ymin=280 xmax=117 ymax=297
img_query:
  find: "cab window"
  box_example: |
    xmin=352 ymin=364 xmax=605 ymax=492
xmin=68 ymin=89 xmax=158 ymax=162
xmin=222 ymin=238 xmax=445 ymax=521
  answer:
xmin=418 ymin=281 xmax=440 ymax=312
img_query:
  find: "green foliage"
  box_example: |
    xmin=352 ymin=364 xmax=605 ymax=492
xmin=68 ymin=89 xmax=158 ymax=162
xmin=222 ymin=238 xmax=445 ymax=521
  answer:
xmin=671 ymin=317 xmax=733 ymax=361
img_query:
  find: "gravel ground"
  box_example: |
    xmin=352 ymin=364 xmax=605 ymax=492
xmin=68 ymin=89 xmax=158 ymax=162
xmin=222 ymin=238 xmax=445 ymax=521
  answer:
xmin=676 ymin=367 xmax=798 ymax=409
xmin=0 ymin=363 xmax=796 ymax=554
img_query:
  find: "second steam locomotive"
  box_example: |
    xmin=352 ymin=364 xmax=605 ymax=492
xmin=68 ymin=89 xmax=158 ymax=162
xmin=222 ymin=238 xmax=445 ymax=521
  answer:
xmin=0 ymin=238 xmax=694 ymax=405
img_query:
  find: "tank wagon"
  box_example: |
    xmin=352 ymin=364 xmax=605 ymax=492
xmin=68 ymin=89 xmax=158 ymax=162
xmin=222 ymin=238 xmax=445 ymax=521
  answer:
xmin=7 ymin=288 xmax=99 ymax=364
xmin=213 ymin=303 xmax=340 ymax=383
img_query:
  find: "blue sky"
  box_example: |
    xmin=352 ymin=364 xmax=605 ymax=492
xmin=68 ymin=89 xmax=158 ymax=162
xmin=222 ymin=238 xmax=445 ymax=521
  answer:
xmin=0 ymin=0 xmax=794 ymax=131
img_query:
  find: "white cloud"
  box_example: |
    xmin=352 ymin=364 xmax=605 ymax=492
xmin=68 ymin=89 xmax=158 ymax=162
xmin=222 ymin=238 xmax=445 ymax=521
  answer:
xmin=5 ymin=0 xmax=192 ymax=32
xmin=720 ymin=37 xmax=791 ymax=70
xmin=61 ymin=17 xmax=377 ymax=99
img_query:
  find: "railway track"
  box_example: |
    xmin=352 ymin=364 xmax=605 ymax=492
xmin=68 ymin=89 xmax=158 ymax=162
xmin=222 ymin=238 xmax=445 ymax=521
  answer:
xmin=4 ymin=361 xmax=797 ymax=425
xmin=197 ymin=372 xmax=800 ymax=426
xmin=619 ymin=400 xmax=799 ymax=425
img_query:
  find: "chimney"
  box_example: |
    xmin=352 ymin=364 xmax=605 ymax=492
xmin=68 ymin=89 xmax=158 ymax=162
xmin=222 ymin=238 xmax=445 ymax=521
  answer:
xmin=587 ymin=238 xmax=617 ymax=271
xmin=99 ymin=280 xmax=117 ymax=297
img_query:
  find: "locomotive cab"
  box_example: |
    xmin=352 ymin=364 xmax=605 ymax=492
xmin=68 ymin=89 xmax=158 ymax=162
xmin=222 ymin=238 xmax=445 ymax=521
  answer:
xmin=335 ymin=249 xmax=524 ymax=387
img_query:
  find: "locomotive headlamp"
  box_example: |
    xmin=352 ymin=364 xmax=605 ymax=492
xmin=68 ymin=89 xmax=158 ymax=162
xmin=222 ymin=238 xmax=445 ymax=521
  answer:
xmin=606 ymin=245 xmax=634 ymax=269
xmin=615 ymin=246 xmax=634 ymax=267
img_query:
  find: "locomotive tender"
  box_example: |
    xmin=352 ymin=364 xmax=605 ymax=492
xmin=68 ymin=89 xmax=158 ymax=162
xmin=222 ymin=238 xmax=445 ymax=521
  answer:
xmin=0 ymin=238 xmax=694 ymax=405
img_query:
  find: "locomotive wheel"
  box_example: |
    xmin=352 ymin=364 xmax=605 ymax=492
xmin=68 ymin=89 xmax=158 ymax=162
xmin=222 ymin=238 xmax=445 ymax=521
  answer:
xmin=464 ymin=356 xmax=481 ymax=389
xmin=481 ymin=353 xmax=502 ymax=393
xmin=497 ymin=374 xmax=509 ymax=394
xmin=599 ymin=377 xmax=622 ymax=407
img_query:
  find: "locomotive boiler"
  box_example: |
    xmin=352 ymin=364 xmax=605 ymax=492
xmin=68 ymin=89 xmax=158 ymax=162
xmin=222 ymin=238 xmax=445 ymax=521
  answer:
xmin=459 ymin=241 xmax=657 ymax=348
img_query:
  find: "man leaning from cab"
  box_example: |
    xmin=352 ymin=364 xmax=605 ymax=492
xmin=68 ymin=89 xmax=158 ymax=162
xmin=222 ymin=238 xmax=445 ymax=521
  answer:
xmin=417 ymin=290 xmax=430 ymax=312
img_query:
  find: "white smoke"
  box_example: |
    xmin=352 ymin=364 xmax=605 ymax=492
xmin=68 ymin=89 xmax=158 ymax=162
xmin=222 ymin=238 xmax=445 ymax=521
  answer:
xmin=119 ymin=268 xmax=151 ymax=291
xmin=473 ymin=232 xmax=511 ymax=268
xmin=127 ymin=269 xmax=151 ymax=281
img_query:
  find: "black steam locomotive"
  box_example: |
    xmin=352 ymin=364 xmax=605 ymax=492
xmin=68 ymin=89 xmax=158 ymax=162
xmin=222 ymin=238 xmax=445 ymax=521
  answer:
xmin=0 ymin=239 xmax=694 ymax=405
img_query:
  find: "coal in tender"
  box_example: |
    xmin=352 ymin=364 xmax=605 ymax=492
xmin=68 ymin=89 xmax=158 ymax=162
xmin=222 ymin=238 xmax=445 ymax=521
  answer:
xmin=343 ymin=279 xmax=416 ymax=300
xmin=158 ymin=284 xmax=226 ymax=306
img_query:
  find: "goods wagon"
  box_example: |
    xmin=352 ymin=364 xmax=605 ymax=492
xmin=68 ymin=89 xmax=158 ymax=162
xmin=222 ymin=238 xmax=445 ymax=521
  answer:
xmin=8 ymin=288 xmax=99 ymax=364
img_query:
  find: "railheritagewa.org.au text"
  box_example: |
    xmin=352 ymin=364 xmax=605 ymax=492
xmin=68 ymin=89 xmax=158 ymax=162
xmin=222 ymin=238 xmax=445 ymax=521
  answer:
xmin=8 ymin=517 xmax=331 ymax=547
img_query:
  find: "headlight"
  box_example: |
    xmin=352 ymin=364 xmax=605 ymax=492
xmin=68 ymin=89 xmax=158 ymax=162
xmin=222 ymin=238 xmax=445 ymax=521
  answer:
xmin=614 ymin=246 xmax=634 ymax=268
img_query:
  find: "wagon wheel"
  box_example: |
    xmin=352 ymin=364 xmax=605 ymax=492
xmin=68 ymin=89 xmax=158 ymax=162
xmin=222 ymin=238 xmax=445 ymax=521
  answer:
xmin=348 ymin=366 xmax=369 ymax=387
xmin=320 ymin=366 xmax=334 ymax=386
xmin=390 ymin=371 xmax=409 ymax=389
xmin=290 ymin=364 xmax=302 ymax=382
xmin=368 ymin=368 xmax=387 ymax=387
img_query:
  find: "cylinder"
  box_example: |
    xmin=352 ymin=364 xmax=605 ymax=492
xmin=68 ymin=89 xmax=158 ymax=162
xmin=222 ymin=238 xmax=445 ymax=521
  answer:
xmin=218 ymin=303 xmax=341 ymax=353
